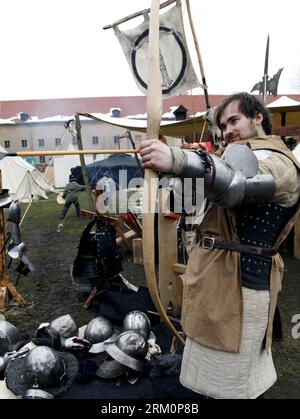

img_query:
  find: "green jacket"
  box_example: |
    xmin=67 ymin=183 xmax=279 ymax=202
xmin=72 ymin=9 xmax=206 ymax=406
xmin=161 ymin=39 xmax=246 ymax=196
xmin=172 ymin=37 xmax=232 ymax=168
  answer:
xmin=63 ymin=181 xmax=85 ymax=204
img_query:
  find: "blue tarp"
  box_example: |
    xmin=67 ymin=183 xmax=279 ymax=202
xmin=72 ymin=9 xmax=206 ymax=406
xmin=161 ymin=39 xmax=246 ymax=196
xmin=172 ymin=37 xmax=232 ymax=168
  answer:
xmin=71 ymin=153 xmax=143 ymax=190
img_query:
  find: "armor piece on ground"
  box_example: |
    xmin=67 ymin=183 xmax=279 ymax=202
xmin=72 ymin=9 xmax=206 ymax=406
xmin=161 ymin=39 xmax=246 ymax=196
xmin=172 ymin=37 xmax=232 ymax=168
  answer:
xmin=123 ymin=311 xmax=151 ymax=340
xmin=6 ymin=200 xmax=35 ymax=273
xmin=63 ymin=337 xmax=92 ymax=352
xmin=178 ymin=144 xmax=276 ymax=209
xmin=5 ymin=346 xmax=79 ymax=397
xmin=96 ymin=356 xmax=128 ymax=379
xmin=0 ymin=189 xmax=13 ymax=208
xmin=7 ymin=242 xmax=26 ymax=259
xmin=84 ymin=316 xmax=118 ymax=354
xmin=0 ymin=321 xmax=21 ymax=356
xmin=47 ymin=315 xmax=78 ymax=347
xmin=32 ymin=323 xmax=62 ymax=351
xmin=104 ymin=331 xmax=148 ymax=372
xmin=71 ymin=217 xmax=122 ymax=293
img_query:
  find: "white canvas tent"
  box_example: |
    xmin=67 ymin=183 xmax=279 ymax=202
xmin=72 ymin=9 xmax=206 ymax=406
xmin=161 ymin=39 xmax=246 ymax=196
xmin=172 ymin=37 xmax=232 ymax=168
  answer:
xmin=0 ymin=146 xmax=55 ymax=202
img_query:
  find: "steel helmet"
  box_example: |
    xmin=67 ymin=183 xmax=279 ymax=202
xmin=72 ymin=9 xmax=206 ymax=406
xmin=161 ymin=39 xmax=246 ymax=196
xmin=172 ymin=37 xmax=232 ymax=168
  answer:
xmin=96 ymin=357 xmax=128 ymax=379
xmin=84 ymin=316 xmax=117 ymax=354
xmin=104 ymin=331 xmax=148 ymax=372
xmin=23 ymin=389 xmax=55 ymax=399
xmin=0 ymin=321 xmax=21 ymax=356
xmin=47 ymin=315 xmax=78 ymax=346
xmin=23 ymin=346 xmax=65 ymax=389
xmin=123 ymin=311 xmax=151 ymax=339
xmin=5 ymin=346 xmax=79 ymax=398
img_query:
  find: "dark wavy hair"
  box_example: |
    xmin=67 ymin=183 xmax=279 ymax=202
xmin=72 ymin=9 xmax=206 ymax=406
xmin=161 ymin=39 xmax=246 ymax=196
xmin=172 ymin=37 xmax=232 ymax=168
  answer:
xmin=215 ymin=92 xmax=273 ymax=135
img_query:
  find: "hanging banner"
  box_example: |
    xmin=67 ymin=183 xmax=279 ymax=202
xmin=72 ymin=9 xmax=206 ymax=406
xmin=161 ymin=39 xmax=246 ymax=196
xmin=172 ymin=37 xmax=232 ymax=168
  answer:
xmin=113 ymin=1 xmax=202 ymax=98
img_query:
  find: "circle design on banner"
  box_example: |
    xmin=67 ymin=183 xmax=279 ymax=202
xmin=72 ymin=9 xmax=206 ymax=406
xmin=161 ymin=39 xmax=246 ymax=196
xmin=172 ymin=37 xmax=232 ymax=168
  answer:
xmin=131 ymin=26 xmax=187 ymax=95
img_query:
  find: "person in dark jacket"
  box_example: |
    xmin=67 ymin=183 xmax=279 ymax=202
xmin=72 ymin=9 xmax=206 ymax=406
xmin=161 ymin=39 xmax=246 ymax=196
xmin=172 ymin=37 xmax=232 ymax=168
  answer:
xmin=60 ymin=176 xmax=85 ymax=219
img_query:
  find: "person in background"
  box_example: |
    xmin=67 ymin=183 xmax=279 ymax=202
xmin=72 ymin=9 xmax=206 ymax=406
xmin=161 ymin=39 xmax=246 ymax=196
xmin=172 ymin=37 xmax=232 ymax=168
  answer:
xmin=59 ymin=175 xmax=85 ymax=220
xmin=139 ymin=92 xmax=300 ymax=399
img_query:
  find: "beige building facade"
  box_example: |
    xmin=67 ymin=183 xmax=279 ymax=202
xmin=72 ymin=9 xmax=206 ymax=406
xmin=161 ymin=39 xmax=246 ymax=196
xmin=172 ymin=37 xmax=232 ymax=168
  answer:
xmin=0 ymin=115 xmax=146 ymax=166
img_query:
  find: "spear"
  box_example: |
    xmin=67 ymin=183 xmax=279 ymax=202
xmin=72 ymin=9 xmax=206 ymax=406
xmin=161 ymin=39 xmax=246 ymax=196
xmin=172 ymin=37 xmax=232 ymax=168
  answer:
xmin=263 ymin=35 xmax=270 ymax=103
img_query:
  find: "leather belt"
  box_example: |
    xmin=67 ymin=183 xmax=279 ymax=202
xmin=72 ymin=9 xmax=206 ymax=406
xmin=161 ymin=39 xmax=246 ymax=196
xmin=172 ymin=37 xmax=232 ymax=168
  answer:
xmin=200 ymin=236 xmax=278 ymax=257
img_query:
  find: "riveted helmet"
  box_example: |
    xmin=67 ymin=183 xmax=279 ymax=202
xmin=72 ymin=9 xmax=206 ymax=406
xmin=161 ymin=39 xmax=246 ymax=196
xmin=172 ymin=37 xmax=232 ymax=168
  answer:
xmin=23 ymin=346 xmax=65 ymax=389
xmin=123 ymin=311 xmax=151 ymax=339
xmin=84 ymin=316 xmax=117 ymax=354
xmin=0 ymin=321 xmax=21 ymax=356
xmin=104 ymin=331 xmax=148 ymax=372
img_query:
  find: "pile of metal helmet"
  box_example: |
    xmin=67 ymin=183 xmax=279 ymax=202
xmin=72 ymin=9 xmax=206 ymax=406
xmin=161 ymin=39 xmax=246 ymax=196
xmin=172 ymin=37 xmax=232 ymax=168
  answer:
xmin=97 ymin=311 xmax=151 ymax=377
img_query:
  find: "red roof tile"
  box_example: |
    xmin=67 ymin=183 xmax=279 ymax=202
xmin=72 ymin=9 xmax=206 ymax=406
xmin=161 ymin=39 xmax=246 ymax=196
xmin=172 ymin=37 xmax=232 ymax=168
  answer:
xmin=1 ymin=94 xmax=300 ymax=120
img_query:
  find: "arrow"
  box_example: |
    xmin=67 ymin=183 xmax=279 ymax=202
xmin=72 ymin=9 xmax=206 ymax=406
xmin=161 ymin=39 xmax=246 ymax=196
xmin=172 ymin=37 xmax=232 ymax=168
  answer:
xmin=0 ymin=149 xmax=140 ymax=161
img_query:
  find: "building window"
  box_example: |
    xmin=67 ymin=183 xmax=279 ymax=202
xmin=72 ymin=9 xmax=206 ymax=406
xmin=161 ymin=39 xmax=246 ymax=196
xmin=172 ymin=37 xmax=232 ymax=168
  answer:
xmin=4 ymin=140 xmax=10 ymax=148
xmin=39 ymin=156 xmax=46 ymax=164
xmin=92 ymin=136 xmax=99 ymax=145
xmin=38 ymin=139 xmax=45 ymax=147
xmin=72 ymin=136 xmax=78 ymax=145
xmin=21 ymin=139 xmax=28 ymax=148
xmin=114 ymin=135 xmax=120 ymax=144
xmin=55 ymin=138 xmax=61 ymax=146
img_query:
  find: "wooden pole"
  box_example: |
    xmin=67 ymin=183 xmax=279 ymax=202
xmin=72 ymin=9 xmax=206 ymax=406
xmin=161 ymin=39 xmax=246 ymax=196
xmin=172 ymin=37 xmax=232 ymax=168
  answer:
xmin=0 ymin=171 xmax=26 ymax=307
xmin=294 ymin=212 xmax=300 ymax=261
xmin=186 ymin=0 xmax=210 ymax=110
xmin=75 ymin=114 xmax=95 ymax=211
xmin=103 ymin=0 xmax=177 ymax=29
xmin=143 ymin=0 xmax=184 ymax=344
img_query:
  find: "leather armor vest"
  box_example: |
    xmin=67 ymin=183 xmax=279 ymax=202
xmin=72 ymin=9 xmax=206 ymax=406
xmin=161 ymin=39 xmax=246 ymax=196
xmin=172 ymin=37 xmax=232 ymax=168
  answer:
xmin=236 ymin=202 xmax=296 ymax=290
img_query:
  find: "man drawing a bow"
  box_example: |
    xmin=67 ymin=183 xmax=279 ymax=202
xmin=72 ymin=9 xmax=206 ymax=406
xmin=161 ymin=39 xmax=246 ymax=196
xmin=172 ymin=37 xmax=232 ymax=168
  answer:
xmin=140 ymin=92 xmax=300 ymax=399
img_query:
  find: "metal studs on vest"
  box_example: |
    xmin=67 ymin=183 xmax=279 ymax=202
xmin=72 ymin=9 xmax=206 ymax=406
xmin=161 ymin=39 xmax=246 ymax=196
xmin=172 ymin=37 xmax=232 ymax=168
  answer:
xmin=0 ymin=321 xmax=21 ymax=356
xmin=123 ymin=311 xmax=151 ymax=340
xmin=104 ymin=331 xmax=148 ymax=372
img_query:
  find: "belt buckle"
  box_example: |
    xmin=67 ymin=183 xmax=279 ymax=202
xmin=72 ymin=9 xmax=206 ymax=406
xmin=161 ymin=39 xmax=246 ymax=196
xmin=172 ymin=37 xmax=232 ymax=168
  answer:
xmin=202 ymin=237 xmax=215 ymax=250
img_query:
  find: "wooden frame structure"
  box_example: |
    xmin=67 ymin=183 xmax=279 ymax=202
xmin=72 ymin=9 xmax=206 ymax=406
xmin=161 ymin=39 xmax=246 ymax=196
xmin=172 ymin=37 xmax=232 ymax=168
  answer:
xmin=0 ymin=171 xmax=26 ymax=310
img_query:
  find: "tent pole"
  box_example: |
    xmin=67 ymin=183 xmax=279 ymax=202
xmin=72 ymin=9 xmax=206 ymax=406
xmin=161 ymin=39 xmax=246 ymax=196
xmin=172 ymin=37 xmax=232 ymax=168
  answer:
xmin=75 ymin=114 xmax=95 ymax=211
xmin=0 ymin=170 xmax=26 ymax=308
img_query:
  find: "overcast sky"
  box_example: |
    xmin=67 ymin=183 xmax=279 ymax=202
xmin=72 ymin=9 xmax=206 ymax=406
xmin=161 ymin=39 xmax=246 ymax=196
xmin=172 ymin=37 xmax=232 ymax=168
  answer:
xmin=1 ymin=0 xmax=300 ymax=101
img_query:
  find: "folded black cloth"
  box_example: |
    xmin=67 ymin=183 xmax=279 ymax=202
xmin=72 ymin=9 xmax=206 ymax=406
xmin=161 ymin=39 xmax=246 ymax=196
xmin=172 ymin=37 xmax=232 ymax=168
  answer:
xmin=151 ymin=375 xmax=205 ymax=400
xmin=76 ymin=360 xmax=98 ymax=384
xmin=146 ymin=354 xmax=182 ymax=378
